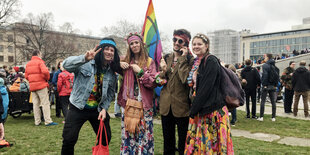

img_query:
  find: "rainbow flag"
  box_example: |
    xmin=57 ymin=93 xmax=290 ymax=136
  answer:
xmin=141 ymin=0 xmax=162 ymax=68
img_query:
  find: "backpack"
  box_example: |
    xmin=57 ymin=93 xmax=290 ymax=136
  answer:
xmin=62 ymin=72 xmax=74 ymax=94
xmin=20 ymin=81 xmax=29 ymax=92
xmin=268 ymin=64 xmax=280 ymax=85
xmin=204 ymin=55 xmax=245 ymax=110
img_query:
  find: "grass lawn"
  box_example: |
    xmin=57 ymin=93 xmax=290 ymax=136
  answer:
xmin=0 ymin=110 xmax=309 ymax=154
xmin=233 ymin=110 xmax=310 ymax=139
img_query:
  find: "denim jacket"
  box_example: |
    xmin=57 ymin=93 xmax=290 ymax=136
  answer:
xmin=62 ymin=55 xmax=117 ymax=112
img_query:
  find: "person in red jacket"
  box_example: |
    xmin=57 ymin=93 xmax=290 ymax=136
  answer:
xmin=25 ymin=50 xmax=57 ymax=126
xmin=57 ymin=63 xmax=74 ymax=120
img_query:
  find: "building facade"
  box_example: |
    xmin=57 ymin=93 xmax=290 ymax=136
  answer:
xmin=0 ymin=23 xmax=126 ymax=68
xmin=207 ymin=29 xmax=252 ymax=64
xmin=241 ymin=28 xmax=310 ymax=62
xmin=0 ymin=27 xmax=15 ymax=66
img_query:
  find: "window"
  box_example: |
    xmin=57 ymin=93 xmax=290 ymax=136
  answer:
xmin=276 ymin=47 xmax=280 ymax=53
xmin=302 ymin=44 xmax=308 ymax=49
xmin=292 ymin=38 xmax=296 ymax=44
xmin=296 ymin=38 xmax=301 ymax=44
xmin=0 ymin=45 xmax=3 ymax=52
xmin=268 ymin=40 xmax=272 ymax=46
xmin=302 ymin=37 xmax=307 ymax=43
xmin=8 ymin=35 xmax=13 ymax=42
xmin=267 ymin=47 xmax=272 ymax=53
xmin=280 ymin=39 xmax=284 ymax=45
xmin=8 ymin=56 xmax=14 ymax=62
xmin=253 ymin=42 xmax=257 ymax=48
xmin=26 ymin=38 xmax=30 ymax=45
xmin=272 ymin=47 xmax=276 ymax=53
xmin=250 ymin=49 xmax=254 ymax=55
xmin=253 ymin=49 xmax=258 ymax=55
xmin=287 ymin=38 xmax=292 ymax=45
xmin=8 ymin=46 xmax=13 ymax=52
xmin=0 ymin=56 xmax=3 ymax=62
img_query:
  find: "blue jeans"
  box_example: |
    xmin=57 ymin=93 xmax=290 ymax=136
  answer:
xmin=260 ymin=86 xmax=277 ymax=118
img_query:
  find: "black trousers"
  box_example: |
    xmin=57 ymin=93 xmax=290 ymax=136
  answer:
xmin=257 ymin=87 xmax=261 ymax=101
xmin=161 ymin=109 xmax=189 ymax=155
xmin=284 ymin=88 xmax=294 ymax=113
xmin=245 ymin=89 xmax=257 ymax=117
xmin=59 ymin=96 xmax=70 ymax=118
xmin=55 ymin=91 xmax=61 ymax=117
xmin=61 ymin=104 xmax=111 ymax=155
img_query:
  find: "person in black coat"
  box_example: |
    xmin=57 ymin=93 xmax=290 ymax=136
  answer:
xmin=241 ymin=59 xmax=261 ymax=118
xmin=292 ymin=61 xmax=310 ymax=117
xmin=258 ymin=53 xmax=278 ymax=121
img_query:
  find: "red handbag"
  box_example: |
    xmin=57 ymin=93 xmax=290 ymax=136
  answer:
xmin=92 ymin=120 xmax=109 ymax=155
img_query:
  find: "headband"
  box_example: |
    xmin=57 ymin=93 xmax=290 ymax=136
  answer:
xmin=194 ymin=34 xmax=208 ymax=43
xmin=127 ymin=35 xmax=142 ymax=44
xmin=99 ymin=39 xmax=116 ymax=47
xmin=174 ymin=34 xmax=190 ymax=44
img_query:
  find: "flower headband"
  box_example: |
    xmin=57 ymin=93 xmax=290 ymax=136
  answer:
xmin=194 ymin=34 xmax=208 ymax=44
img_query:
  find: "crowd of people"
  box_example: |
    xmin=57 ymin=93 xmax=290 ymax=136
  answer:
xmin=242 ymin=48 xmax=310 ymax=67
xmin=0 ymin=28 xmax=309 ymax=155
xmin=235 ymin=55 xmax=310 ymax=125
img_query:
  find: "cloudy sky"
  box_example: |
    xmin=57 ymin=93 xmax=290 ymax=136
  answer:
xmin=19 ymin=0 xmax=309 ymax=37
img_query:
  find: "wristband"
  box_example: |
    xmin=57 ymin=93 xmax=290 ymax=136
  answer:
xmin=137 ymin=69 xmax=144 ymax=77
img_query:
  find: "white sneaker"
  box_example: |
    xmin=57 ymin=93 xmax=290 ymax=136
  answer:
xmin=257 ymin=117 xmax=263 ymax=121
xmin=272 ymin=118 xmax=276 ymax=122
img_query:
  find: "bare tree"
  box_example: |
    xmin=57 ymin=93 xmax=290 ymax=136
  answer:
xmin=58 ymin=22 xmax=74 ymax=34
xmin=101 ymin=19 xmax=142 ymax=38
xmin=0 ymin=0 xmax=20 ymax=26
xmin=14 ymin=12 xmax=78 ymax=66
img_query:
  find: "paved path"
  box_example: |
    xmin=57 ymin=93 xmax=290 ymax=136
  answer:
xmin=112 ymin=100 xmax=310 ymax=147
xmin=151 ymin=113 xmax=310 ymax=147
xmin=237 ymin=99 xmax=310 ymax=120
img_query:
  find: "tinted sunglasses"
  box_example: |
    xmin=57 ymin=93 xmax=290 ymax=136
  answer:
xmin=172 ymin=37 xmax=184 ymax=44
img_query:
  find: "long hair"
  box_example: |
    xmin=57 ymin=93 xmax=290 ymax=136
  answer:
xmin=94 ymin=37 xmax=120 ymax=73
xmin=124 ymin=40 xmax=149 ymax=68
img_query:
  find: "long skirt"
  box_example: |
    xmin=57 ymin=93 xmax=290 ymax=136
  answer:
xmin=184 ymin=106 xmax=234 ymax=155
xmin=120 ymin=108 xmax=154 ymax=155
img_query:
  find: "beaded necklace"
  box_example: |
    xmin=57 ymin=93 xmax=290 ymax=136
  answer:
xmin=187 ymin=56 xmax=203 ymax=87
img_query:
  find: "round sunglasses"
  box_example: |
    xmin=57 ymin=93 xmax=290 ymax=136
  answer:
xmin=172 ymin=37 xmax=184 ymax=44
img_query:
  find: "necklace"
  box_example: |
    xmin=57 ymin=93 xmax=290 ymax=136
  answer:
xmin=187 ymin=57 xmax=202 ymax=86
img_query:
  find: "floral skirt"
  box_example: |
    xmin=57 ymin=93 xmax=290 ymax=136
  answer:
xmin=120 ymin=108 xmax=154 ymax=155
xmin=184 ymin=106 xmax=234 ymax=155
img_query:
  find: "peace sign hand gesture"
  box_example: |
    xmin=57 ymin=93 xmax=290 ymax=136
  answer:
xmin=85 ymin=45 xmax=102 ymax=61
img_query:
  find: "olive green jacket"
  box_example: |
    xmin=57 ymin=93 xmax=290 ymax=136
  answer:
xmin=281 ymin=67 xmax=295 ymax=90
xmin=159 ymin=53 xmax=194 ymax=117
